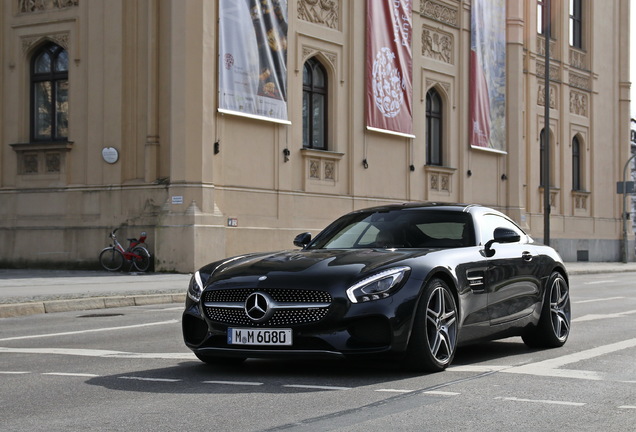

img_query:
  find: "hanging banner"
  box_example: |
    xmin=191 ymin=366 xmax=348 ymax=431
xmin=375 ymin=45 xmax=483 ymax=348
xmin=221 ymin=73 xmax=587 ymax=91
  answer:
xmin=218 ymin=0 xmax=289 ymax=124
xmin=469 ymin=0 xmax=506 ymax=152
xmin=365 ymin=0 xmax=414 ymax=138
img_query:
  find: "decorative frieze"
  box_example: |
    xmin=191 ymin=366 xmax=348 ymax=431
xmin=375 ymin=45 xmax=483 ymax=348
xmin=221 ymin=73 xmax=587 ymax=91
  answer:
xmin=298 ymin=0 xmax=339 ymax=30
xmin=536 ymin=35 xmax=558 ymax=60
xmin=422 ymin=25 xmax=453 ymax=64
xmin=569 ymin=48 xmax=587 ymax=71
xmin=569 ymin=91 xmax=588 ymax=117
xmin=569 ymin=72 xmax=591 ymax=91
xmin=301 ymin=148 xmax=343 ymax=186
xmin=536 ymin=61 xmax=560 ymax=82
xmin=19 ymin=0 xmax=78 ymax=13
xmin=537 ymin=83 xmax=556 ymax=109
xmin=420 ymin=0 xmax=458 ymax=27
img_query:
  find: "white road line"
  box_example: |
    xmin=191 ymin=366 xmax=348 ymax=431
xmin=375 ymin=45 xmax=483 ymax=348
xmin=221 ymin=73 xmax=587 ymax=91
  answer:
xmin=618 ymin=406 xmax=636 ymax=409
xmin=0 ymin=320 xmax=179 ymax=342
xmin=42 ymin=372 xmax=99 ymax=378
xmin=581 ymin=280 xmax=616 ymax=285
xmin=574 ymin=296 xmax=624 ymax=304
xmin=503 ymin=337 xmax=636 ymax=381
xmin=119 ymin=376 xmax=181 ymax=383
xmin=0 ymin=347 xmax=196 ymax=360
xmin=203 ymin=380 xmax=264 ymax=386
xmin=283 ymin=384 xmax=351 ymax=391
xmin=449 ymin=365 xmax=510 ymax=373
xmin=424 ymin=391 xmax=461 ymax=396
xmin=0 ymin=371 xmax=30 ymax=374
xmin=375 ymin=389 xmax=413 ymax=393
xmin=573 ymin=310 xmax=636 ymax=322
xmin=494 ymin=396 xmax=585 ymax=407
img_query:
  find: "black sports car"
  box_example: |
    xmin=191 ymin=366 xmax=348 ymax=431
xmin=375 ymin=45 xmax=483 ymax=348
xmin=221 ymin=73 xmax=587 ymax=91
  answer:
xmin=182 ymin=203 xmax=571 ymax=372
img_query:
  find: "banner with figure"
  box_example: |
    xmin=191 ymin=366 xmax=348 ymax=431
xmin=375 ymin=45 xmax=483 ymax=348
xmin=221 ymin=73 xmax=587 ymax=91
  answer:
xmin=365 ymin=0 xmax=414 ymax=138
xmin=469 ymin=0 xmax=506 ymax=151
xmin=218 ymin=0 xmax=289 ymax=123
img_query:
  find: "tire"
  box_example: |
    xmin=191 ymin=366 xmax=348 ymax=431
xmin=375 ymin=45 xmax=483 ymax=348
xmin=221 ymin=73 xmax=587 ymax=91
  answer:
xmin=99 ymin=247 xmax=124 ymax=272
xmin=404 ymin=278 xmax=458 ymax=373
xmin=131 ymin=246 xmax=151 ymax=272
xmin=522 ymin=272 xmax=571 ymax=348
xmin=195 ymin=353 xmax=246 ymax=366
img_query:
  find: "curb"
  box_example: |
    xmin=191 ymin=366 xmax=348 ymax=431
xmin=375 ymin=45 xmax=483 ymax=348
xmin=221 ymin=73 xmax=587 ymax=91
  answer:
xmin=0 ymin=293 xmax=186 ymax=318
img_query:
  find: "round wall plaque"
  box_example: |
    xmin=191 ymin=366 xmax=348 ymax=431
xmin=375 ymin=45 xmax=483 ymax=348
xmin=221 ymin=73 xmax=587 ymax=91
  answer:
xmin=102 ymin=147 xmax=119 ymax=164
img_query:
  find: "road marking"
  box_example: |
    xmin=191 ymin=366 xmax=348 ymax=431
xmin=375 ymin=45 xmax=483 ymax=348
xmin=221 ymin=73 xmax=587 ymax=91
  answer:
xmin=495 ymin=396 xmax=585 ymax=407
xmin=581 ymin=280 xmax=616 ymax=285
xmin=0 ymin=347 xmax=196 ymax=360
xmin=42 ymin=372 xmax=99 ymax=377
xmin=0 ymin=320 xmax=179 ymax=342
xmin=424 ymin=390 xmax=461 ymax=396
xmin=203 ymin=380 xmax=263 ymax=386
xmin=0 ymin=371 xmax=30 ymax=374
xmin=503 ymin=337 xmax=636 ymax=381
xmin=573 ymin=309 xmax=636 ymax=322
xmin=574 ymin=296 xmax=624 ymax=304
xmin=119 ymin=376 xmax=181 ymax=383
xmin=283 ymin=384 xmax=351 ymax=391
xmin=449 ymin=365 xmax=509 ymax=373
xmin=618 ymin=406 xmax=636 ymax=409
xmin=375 ymin=389 xmax=413 ymax=393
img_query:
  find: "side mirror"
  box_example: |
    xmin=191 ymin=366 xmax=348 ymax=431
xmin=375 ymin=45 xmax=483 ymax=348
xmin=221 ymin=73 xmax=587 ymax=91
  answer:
xmin=484 ymin=227 xmax=520 ymax=257
xmin=293 ymin=232 xmax=312 ymax=248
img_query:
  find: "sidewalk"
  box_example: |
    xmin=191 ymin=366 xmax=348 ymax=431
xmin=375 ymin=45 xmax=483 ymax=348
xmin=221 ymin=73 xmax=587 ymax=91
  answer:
xmin=1 ymin=262 xmax=636 ymax=318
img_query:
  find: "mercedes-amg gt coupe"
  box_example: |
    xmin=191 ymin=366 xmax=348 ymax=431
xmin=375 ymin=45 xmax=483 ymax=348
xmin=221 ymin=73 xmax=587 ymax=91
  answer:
xmin=183 ymin=203 xmax=571 ymax=372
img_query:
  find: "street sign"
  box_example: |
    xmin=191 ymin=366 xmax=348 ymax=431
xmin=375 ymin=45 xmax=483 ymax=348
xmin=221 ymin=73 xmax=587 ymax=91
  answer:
xmin=616 ymin=181 xmax=635 ymax=194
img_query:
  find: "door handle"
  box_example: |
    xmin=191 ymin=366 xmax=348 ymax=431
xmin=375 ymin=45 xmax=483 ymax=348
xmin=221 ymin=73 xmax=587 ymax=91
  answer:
xmin=522 ymin=251 xmax=533 ymax=262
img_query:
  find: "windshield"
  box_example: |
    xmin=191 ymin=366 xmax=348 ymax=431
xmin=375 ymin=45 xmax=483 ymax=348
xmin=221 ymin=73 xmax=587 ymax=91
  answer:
xmin=308 ymin=209 xmax=476 ymax=249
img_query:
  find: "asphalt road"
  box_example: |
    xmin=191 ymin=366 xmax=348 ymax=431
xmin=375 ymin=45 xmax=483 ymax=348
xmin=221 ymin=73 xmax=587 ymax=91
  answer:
xmin=1 ymin=272 xmax=635 ymax=431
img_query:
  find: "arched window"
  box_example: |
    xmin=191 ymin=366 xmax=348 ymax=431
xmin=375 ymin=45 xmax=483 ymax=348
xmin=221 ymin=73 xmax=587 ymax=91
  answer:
xmin=572 ymin=136 xmax=581 ymax=190
xmin=31 ymin=42 xmax=69 ymax=142
xmin=302 ymin=58 xmax=327 ymax=150
xmin=569 ymin=0 xmax=583 ymax=49
xmin=426 ymin=88 xmax=442 ymax=166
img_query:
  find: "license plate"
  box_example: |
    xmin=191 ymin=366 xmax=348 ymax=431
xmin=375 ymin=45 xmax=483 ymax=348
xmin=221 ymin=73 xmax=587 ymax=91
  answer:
xmin=228 ymin=328 xmax=292 ymax=346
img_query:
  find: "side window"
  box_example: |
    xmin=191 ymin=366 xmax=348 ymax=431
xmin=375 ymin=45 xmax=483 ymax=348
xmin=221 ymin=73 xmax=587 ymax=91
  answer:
xmin=302 ymin=58 xmax=328 ymax=150
xmin=479 ymin=214 xmax=525 ymax=245
xmin=31 ymin=42 xmax=69 ymax=142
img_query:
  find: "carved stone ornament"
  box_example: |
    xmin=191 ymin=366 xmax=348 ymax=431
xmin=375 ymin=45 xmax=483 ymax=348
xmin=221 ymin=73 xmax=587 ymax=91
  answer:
xmin=19 ymin=0 xmax=79 ymax=13
xmin=298 ymin=0 xmax=339 ymax=30
xmin=422 ymin=26 xmax=453 ymax=64
xmin=569 ymin=72 xmax=591 ymax=91
xmin=569 ymin=91 xmax=588 ymax=117
xmin=22 ymin=33 xmax=69 ymax=53
xmin=569 ymin=48 xmax=587 ymax=71
xmin=537 ymin=83 xmax=557 ymax=109
xmin=420 ymin=0 xmax=458 ymax=27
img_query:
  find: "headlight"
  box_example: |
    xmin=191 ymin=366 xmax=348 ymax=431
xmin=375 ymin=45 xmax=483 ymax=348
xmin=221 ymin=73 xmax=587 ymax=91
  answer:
xmin=187 ymin=271 xmax=205 ymax=302
xmin=346 ymin=266 xmax=410 ymax=303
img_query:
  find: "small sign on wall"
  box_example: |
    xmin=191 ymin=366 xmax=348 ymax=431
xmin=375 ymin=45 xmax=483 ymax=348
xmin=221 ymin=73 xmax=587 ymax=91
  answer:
xmin=102 ymin=147 xmax=119 ymax=164
xmin=228 ymin=218 xmax=238 ymax=227
xmin=171 ymin=196 xmax=184 ymax=205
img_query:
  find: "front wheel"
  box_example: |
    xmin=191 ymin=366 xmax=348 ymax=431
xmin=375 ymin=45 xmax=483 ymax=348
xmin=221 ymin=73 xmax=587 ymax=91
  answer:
xmin=403 ymin=278 xmax=458 ymax=373
xmin=522 ymin=272 xmax=571 ymax=348
xmin=131 ymin=247 xmax=151 ymax=272
xmin=99 ymin=247 xmax=124 ymax=272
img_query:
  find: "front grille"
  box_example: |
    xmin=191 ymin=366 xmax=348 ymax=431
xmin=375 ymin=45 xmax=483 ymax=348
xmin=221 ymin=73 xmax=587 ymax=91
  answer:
xmin=203 ymin=288 xmax=332 ymax=327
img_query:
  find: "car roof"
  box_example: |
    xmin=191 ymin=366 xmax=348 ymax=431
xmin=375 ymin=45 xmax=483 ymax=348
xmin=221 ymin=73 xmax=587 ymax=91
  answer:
xmin=354 ymin=202 xmax=482 ymax=213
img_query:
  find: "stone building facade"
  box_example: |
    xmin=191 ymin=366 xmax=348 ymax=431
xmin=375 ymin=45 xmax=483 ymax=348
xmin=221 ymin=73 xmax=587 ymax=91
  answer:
xmin=0 ymin=0 xmax=632 ymax=272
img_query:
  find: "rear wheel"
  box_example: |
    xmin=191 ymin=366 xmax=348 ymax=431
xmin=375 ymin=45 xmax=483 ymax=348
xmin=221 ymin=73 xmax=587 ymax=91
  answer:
xmin=131 ymin=246 xmax=151 ymax=272
xmin=99 ymin=248 xmax=124 ymax=272
xmin=404 ymin=278 xmax=458 ymax=373
xmin=522 ymin=272 xmax=571 ymax=348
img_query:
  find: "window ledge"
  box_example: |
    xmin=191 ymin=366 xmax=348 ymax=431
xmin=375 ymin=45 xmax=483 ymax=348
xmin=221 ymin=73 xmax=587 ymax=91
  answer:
xmin=10 ymin=141 xmax=73 ymax=152
xmin=300 ymin=148 xmax=344 ymax=160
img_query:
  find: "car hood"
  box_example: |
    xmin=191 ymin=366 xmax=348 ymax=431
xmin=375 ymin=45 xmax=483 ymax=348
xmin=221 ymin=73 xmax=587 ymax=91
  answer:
xmin=205 ymin=248 xmax=430 ymax=291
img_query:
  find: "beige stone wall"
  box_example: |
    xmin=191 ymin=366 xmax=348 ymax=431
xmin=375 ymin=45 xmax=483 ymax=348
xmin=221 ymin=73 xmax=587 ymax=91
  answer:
xmin=0 ymin=0 xmax=632 ymax=272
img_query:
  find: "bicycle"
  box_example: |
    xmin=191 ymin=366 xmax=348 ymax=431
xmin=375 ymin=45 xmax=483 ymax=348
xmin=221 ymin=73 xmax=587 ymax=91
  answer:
xmin=99 ymin=228 xmax=152 ymax=272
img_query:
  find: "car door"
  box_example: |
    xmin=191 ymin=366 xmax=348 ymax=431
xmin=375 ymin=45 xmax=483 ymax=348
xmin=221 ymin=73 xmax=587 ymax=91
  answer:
xmin=479 ymin=214 xmax=543 ymax=325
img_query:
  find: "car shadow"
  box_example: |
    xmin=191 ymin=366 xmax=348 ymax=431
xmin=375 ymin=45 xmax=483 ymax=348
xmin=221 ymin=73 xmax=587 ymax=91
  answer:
xmin=86 ymin=340 xmax=534 ymax=395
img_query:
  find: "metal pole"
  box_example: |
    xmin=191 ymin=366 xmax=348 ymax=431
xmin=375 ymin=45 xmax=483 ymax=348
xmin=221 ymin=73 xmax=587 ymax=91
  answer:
xmin=543 ymin=0 xmax=551 ymax=246
xmin=622 ymin=153 xmax=636 ymax=263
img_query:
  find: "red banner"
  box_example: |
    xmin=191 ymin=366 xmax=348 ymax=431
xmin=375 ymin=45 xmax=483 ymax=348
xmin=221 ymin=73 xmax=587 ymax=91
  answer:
xmin=366 ymin=0 xmax=414 ymax=138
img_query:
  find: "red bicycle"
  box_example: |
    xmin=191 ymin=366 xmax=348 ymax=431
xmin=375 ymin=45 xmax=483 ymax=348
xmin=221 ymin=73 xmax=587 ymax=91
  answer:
xmin=99 ymin=228 xmax=151 ymax=272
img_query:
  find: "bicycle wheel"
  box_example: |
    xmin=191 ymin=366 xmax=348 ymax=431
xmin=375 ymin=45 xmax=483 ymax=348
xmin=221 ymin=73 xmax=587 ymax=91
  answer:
xmin=99 ymin=247 xmax=124 ymax=271
xmin=131 ymin=246 xmax=151 ymax=272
